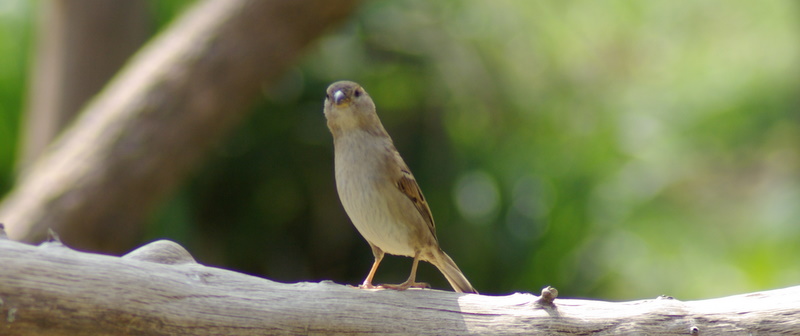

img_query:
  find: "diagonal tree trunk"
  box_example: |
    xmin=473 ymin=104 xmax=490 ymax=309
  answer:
xmin=19 ymin=0 xmax=149 ymax=175
xmin=0 ymin=0 xmax=360 ymax=253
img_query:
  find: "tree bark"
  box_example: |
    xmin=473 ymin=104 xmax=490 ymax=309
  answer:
xmin=0 ymin=0 xmax=359 ymax=253
xmin=19 ymin=0 xmax=149 ymax=174
xmin=0 ymin=230 xmax=798 ymax=335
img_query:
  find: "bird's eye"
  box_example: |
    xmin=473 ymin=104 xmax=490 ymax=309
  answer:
xmin=354 ymin=89 xmax=362 ymax=98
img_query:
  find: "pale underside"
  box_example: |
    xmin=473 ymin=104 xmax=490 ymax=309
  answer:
xmin=334 ymin=130 xmax=437 ymax=258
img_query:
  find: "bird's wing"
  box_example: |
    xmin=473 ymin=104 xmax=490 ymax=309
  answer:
xmin=392 ymin=149 xmax=438 ymax=242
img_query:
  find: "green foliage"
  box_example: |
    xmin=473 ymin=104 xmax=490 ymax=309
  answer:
xmin=3 ymin=0 xmax=800 ymax=300
xmin=296 ymin=0 xmax=800 ymax=299
xmin=0 ymin=0 xmax=32 ymax=194
xmin=146 ymin=0 xmax=196 ymax=31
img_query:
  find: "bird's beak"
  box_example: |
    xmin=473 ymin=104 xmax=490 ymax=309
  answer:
xmin=333 ymin=90 xmax=346 ymax=105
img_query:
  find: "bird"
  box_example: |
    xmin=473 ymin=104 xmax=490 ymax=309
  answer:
xmin=323 ymin=80 xmax=477 ymax=293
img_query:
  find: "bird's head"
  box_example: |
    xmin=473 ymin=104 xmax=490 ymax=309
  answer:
xmin=323 ymin=81 xmax=383 ymax=136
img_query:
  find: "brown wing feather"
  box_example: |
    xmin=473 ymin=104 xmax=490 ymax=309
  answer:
xmin=392 ymin=153 xmax=438 ymax=242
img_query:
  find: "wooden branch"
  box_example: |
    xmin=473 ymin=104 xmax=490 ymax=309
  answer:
xmin=20 ymin=0 xmax=148 ymax=173
xmin=0 ymin=226 xmax=798 ymax=335
xmin=0 ymin=0 xmax=359 ymax=253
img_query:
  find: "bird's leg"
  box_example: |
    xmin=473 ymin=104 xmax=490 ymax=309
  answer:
xmin=360 ymin=257 xmax=383 ymax=289
xmin=360 ymin=244 xmax=384 ymax=289
xmin=381 ymin=251 xmax=430 ymax=291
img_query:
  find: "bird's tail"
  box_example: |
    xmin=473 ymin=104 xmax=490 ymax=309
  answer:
xmin=432 ymin=249 xmax=478 ymax=294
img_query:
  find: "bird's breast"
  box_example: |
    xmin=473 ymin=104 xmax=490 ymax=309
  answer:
xmin=333 ymin=134 xmax=417 ymax=257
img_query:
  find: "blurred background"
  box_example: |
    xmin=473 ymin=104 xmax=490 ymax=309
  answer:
xmin=1 ymin=0 xmax=799 ymax=300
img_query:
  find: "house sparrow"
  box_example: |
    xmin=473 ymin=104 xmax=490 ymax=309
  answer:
xmin=323 ymin=80 xmax=477 ymax=293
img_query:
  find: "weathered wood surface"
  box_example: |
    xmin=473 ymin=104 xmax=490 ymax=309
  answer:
xmin=0 ymin=231 xmax=798 ymax=335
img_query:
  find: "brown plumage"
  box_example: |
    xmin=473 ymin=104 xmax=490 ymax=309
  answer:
xmin=323 ymin=80 xmax=477 ymax=293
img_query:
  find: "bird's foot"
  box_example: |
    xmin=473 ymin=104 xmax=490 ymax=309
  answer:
xmin=381 ymin=281 xmax=430 ymax=291
xmin=353 ymin=280 xmax=430 ymax=291
xmin=357 ymin=282 xmax=382 ymax=290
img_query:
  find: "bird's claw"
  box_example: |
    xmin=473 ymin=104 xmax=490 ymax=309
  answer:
xmin=381 ymin=281 xmax=430 ymax=291
xmin=353 ymin=281 xmax=430 ymax=291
